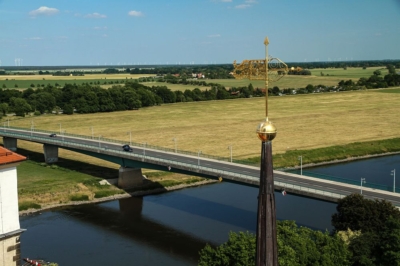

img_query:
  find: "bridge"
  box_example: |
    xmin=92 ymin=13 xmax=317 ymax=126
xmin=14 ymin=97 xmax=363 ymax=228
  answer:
xmin=1 ymin=126 xmax=400 ymax=207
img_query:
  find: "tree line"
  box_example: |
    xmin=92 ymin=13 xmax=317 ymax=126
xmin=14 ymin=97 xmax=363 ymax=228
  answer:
xmin=198 ymin=193 xmax=400 ymax=266
xmin=0 ymin=69 xmax=399 ymax=117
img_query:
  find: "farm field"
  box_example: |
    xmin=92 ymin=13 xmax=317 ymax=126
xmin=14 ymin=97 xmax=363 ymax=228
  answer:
xmin=0 ymin=74 xmax=152 ymax=89
xmin=0 ymin=66 xmax=387 ymax=90
xmin=309 ymin=66 xmax=389 ymax=78
xmin=5 ymin=88 xmax=400 ymax=165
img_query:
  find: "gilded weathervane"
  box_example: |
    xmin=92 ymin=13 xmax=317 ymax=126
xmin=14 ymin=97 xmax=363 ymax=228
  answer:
xmin=232 ymin=37 xmax=288 ymax=119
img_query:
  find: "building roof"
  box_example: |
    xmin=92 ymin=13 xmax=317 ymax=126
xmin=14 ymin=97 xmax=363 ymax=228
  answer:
xmin=0 ymin=146 xmax=26 ymax=166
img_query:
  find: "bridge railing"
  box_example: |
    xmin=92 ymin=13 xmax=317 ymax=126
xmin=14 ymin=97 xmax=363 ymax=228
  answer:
xmin=285 ymin=169 xmax=396 ymax=193
xmin=0 ymin=127 xmax=349 ymax=199
xmin=0 ymin=126 xmax=249 ymax=164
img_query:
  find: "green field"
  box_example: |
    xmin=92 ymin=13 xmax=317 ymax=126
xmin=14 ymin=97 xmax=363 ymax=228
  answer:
xmin=309 ymin=66 xmax=389 ymax=79
xmin=0 ymin=66 xmax=388 ymax=90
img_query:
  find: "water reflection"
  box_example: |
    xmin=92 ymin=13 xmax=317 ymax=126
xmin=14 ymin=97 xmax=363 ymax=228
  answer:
xmin=20 ymin=181 xmax=337 ymax=265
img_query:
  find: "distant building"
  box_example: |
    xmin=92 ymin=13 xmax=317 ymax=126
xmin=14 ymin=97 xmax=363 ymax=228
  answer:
xmin=191 ymin=73 xmax=205 ymax=79
xmin=0 ymin=146 xmax=26 ymax=265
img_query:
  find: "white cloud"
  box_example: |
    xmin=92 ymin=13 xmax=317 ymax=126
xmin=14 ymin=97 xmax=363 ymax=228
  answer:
xmin=85 ymin=13 xmax=107 ymax=19
xmin=128 ymin=10 xmax=144 ymax=17
xmin=29 ymin=6 xmax=59 ymax=17
xmin=29 ymin=37 xmax=43 ymax=40
xmin=221 ymin=0 xmax=232 ymax=2
xmin=245 ymin=0 xmax=257 ymax=3
xmin=208 ymin=34 xmax=221 ymax=38
xmin=235 ymin=4 xmax=251 ymax=9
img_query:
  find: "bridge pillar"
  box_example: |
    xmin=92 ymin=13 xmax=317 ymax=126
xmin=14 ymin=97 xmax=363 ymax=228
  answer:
xmin=43 ymin=144 xmax=58 ymax=163
xmin=118 ymin=167 xmax=143 ymax=189
xmin=3 ymin=137 xmax=17 ymax=151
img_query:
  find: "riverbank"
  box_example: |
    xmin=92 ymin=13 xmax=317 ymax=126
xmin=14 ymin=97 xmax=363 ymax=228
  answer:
xmin=17 ymin=140 xmax=400 ymax=216
xmin=19 ymin=179 xmax=218 ymax=216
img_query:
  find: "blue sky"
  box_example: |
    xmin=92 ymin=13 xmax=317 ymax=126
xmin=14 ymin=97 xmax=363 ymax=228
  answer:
xmin=1 ymin=0 xmax=400 ymax=66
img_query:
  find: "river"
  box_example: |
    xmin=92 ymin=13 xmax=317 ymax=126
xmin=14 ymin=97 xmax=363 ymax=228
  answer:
xmin=19 ymin=154 xmax=400 ymax=265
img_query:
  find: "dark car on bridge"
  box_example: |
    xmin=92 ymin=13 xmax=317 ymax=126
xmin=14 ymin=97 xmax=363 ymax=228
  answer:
xmin=122 ymin=144 xmax=133 ymax=152
xmin=49 ymin=133 xmax=57 ymax=137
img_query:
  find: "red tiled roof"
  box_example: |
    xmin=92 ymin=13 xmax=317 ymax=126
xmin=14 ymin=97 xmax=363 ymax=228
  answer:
xmin=0 ymin=146 xmax=26 ymax=165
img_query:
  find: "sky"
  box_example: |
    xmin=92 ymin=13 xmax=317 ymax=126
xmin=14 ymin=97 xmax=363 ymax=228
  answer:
xmin=0 ymin=0 xmax=400 ymax=66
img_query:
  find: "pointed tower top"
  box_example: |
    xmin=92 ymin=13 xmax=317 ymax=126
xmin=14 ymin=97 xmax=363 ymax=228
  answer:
xmin=264 ymin=37 xmax=269 ymax=46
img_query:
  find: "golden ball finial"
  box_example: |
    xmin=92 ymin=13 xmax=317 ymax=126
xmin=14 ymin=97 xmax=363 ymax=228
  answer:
xmin=257 ymin=117 xmax=277 ymax=141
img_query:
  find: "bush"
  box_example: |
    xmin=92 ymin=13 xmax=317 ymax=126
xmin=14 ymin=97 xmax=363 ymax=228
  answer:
xmin=19 ymin=202 xmax=41 ymax=211
xmin=70 ymin=194 xmax=89 ymax=201
xmin=94 ymin=190 xmax=119 ymax=198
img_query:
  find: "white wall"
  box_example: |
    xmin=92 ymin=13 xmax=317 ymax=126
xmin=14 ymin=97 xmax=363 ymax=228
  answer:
xmin=0 ymin=167 xmax=20 ymax=234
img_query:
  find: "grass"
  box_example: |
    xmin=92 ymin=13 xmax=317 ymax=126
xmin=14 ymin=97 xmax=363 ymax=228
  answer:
xmin=70 ymin=194 xmax=90 ymax=201
xmin=272 ymin=137 xmax=400 ymax=169
xmin=6 ymin=88 xmax=400 ymax=161
xmin=0 ymin=74 xmax=152 ymax=89
xmin=13 ymin=146 xmax=206 ymax=210
xmin=3 ymin=70 xmax=399 ymax=210
xmin=309 ymin=66 xmax=389 ymax=79
xmin=377 ymin=88 xmax=400 ymax=93
xmin=0 ymin=67 xmax=386 ymax=90
xmin=19 ymin=202 xmax=41 ymax=211
xmin=16 ymin=149 xmax=124 ymax=209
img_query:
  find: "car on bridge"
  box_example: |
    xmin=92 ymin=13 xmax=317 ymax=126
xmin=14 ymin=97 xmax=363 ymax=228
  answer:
xmin=122 ymin=144 xmax=133 ymax=152
xmin=49 ymin=133 xmax=57 ymax=137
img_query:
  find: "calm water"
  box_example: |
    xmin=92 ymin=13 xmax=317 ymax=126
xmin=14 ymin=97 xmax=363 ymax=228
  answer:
xmin=20 ymin=154 xmax=399 ymax=265
xmin=297 ymin=154 xmax=400 ymax=189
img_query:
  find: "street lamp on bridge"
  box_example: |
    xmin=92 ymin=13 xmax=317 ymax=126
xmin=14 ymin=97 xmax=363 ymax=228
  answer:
xmin=392 ymin=169 xmax=396 ymax=193
xmin=172 ymin=138 xmax=177 ymax=153
xmin=198 ymin=150 xmax=202 ymax=168
xmin=298 ymin=156 xmax=303 ymax=175
xmin=360 ymin=178 xmax=366 ymax=194
xmin=228 ymin=145 xmax=233 ymax=163
xmin=127 ymin=131 xmax=132 ymax=146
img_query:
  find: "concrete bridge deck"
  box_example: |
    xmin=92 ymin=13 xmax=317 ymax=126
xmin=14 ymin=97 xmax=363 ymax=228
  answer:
xmin=1 ymin=126 xmax=400 ymax=207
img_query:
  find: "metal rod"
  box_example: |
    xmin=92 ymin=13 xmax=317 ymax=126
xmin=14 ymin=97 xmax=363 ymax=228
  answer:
xmin=264 ymin=37 xmax=269 ymax=118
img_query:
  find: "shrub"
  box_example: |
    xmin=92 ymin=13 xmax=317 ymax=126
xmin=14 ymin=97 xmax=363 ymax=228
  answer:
xmin=19 ymin=202 xmax=41 ymax=211
xmin=70 ymin=194 xmax=89 ymax=201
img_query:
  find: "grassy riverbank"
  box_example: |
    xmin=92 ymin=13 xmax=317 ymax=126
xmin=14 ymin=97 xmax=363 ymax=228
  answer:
xmin=246 ymin=137 xmax=400 ymax=169
xmin=15 ymin=137 xmax=400 ymax=213
xmin=15 ymin=147 xmax=206 ymax=212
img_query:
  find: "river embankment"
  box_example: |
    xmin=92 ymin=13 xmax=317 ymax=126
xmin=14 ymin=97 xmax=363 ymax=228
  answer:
xmin=18 ymin=150 xmax=400 ymax=216
xmin=19 ymin=179 xmax=218 ymax=216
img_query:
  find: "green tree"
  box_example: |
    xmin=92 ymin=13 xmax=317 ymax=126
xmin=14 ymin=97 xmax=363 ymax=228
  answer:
xmin=332 ymin=194 xmax=400 ymax=266
xmin=198 ymin=231 xmax=256 ymax=266
xmin=377 ymin=216 xmax=400 ymax=265
xmin=387 ymin=64 xmax=396 ymax=74
xmin=9 ymin=97 xmax=31 ymax=117
xmin=331 ymin=193 xmax=400 ymax=233
xmin=29 ymin=92 xmax=56 ymax=114
xmin=373 ymin=70 xmax=381 ymax=76
xmin=272 ymin=86 xmax=281 ymax=95
xmin=62 ymin=104 xmax=74 ymax=115
xmin=198 ymin=221 xmax=350 ymax=266
xmin=0 ymin=103 xmax=8 ymax=116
